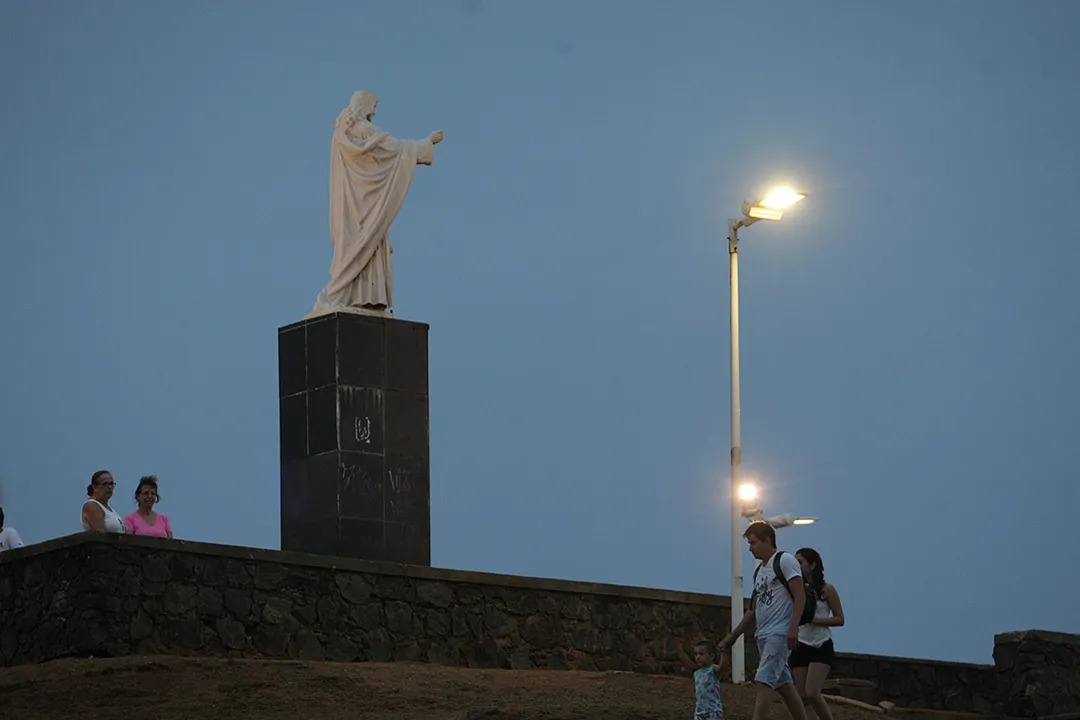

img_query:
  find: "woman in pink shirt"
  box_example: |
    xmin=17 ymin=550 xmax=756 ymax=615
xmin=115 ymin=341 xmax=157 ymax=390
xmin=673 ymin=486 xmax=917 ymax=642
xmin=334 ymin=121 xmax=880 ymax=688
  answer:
xmin=124 ymin=475 xmax=173 ymax=539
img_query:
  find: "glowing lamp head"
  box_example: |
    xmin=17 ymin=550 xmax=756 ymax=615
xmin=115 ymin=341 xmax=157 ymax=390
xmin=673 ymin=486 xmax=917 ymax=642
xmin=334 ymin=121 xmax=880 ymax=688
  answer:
xmin=737 ymin=483 xmax=758 ymax=502
xmin=742 ymin=187 xmax=807 ymax=223
xmin=759 ymin=187 xmax=806 ymax=210
xmin=746 ymin=206 xmax=784 ymax=221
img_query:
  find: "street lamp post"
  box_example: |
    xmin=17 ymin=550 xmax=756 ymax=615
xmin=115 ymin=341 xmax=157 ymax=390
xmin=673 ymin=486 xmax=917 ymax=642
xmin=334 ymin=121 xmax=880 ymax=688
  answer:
xmin=726 ymin=188 xmax=806 ymax=684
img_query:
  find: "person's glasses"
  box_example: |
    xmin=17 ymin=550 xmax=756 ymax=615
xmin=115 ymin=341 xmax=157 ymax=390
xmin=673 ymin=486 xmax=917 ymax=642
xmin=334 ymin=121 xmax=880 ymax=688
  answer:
xmin=96 ymin=481 xmax=115 ymax=487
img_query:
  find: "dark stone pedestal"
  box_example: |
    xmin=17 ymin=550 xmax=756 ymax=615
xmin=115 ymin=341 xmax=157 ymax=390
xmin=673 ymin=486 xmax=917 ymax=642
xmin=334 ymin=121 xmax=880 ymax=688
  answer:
xmin=278 ymin=312 xmax=430 ymax=565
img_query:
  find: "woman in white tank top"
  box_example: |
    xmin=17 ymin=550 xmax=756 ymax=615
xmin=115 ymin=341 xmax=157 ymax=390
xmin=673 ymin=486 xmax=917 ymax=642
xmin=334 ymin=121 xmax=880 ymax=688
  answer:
xmin=791 ymin=548 xmax=845 ymax=720
xmin=81 ymin=470 xmax=126 ymax=534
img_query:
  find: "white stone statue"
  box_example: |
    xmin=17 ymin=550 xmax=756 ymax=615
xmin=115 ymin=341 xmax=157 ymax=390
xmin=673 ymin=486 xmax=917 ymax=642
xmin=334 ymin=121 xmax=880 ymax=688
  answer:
xmin=308 ymin=90 xmax=444 ymax=319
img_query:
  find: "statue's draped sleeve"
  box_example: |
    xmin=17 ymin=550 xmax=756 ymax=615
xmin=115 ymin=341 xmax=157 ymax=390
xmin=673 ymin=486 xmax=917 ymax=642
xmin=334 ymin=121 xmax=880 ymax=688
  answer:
xmin=314 ymin=121 xmax=435 ymax=310
xmin=333 ymin=123 xmax=434 ymax=165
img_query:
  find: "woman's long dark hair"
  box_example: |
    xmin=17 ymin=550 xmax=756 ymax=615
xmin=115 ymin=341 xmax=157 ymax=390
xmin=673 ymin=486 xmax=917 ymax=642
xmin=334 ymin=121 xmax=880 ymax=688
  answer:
xmin=796 ymin=547 xmax=826 ymax=594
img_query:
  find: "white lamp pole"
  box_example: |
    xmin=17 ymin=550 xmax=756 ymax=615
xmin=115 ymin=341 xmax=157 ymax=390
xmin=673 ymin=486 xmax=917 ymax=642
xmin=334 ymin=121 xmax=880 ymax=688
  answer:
xmin=725 ymin=188 xmax=806 ymax=684
xmin=728 ymin=218 xmax=747 ymax=685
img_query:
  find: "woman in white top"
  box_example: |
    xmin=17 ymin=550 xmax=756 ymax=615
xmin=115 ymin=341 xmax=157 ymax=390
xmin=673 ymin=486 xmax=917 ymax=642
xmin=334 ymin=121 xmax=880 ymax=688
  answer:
xmin=81 ymin=470 xmax=126 ymax=533
xmin=0 ymin=506 xmax=25 ymax=552
xmin=791 ymin=547 xmax=845 ymax=720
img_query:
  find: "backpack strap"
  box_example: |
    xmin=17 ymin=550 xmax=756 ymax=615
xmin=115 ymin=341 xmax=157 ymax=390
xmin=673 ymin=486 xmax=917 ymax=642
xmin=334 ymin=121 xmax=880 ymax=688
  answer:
xmin=774 ymin=551 xmax=796 ymax=599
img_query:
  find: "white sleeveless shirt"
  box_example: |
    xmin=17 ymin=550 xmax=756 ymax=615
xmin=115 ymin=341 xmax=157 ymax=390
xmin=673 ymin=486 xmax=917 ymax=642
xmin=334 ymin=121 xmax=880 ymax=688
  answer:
xmin=798 ymin=596 xmax=832 ymax=647
xmin=82 ymin=499 xmax=126 ymax=534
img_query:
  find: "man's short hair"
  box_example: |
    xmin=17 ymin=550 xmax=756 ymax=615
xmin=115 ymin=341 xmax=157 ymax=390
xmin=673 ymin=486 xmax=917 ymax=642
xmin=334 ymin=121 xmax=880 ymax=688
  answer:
xmin=743 ymin=519 xmax=776 ymax=546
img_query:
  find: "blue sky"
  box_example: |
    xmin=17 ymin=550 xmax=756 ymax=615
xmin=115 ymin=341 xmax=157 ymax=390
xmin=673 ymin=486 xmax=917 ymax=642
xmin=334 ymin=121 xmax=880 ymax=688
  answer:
xmin=2 ymin=1 xmax=1078 ymax=664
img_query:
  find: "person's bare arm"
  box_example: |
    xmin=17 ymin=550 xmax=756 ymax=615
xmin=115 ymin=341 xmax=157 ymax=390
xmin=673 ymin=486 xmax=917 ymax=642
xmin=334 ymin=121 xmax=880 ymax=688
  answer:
xmin=814 ymin=582 xmax=845 ymax=627
xmin=719 ymin=608 xmax=756 ymax=649
xmin=81 ymin=502 xmax=105 ymax=532
xmin=714 ymin=647 xmax=731 ymax=677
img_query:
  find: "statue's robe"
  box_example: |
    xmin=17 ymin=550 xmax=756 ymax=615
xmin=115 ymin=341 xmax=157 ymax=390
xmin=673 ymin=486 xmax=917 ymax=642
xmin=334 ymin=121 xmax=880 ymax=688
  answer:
xmin=311 ymin=97 xmax=434 ymax=315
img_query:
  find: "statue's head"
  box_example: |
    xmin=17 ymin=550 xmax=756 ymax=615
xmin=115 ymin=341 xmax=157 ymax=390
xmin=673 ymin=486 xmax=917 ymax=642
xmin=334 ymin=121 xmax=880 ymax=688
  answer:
xmin=337 ymin=90 xmax=379 ymax=129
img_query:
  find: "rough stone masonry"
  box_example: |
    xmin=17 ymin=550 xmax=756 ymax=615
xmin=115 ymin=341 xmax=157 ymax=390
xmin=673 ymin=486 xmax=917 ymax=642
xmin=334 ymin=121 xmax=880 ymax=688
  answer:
xmin=2 ymin=533 xmax=1078 ymax=716
xmin=1 ymin=535 xmax=729 ymax=676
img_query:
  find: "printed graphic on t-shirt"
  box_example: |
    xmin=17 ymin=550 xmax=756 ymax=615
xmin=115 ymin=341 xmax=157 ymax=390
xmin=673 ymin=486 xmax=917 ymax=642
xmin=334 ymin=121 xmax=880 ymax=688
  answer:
xmin=754 ymin=551 xmax=802 ymax=638
xmin=754 ymin=571 xmax=776 ymax=607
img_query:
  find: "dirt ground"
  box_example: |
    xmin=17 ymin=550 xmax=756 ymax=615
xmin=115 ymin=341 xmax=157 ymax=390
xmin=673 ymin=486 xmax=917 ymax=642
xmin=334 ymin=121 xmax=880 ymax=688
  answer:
xmin=0 ymin=655 xmax=889 ymax=720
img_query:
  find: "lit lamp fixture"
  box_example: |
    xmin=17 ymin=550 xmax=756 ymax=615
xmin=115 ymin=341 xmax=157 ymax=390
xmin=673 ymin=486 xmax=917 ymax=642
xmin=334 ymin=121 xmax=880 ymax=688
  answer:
xmin=736 ymin=484 xmax=818 ymax=529
xmin=742 ymin=188 xmax=806 ymax=222
xmin=738 ymin=482 xmax=762 ymax=519
xmin=762 ymin=513 xmax=818 ymax=529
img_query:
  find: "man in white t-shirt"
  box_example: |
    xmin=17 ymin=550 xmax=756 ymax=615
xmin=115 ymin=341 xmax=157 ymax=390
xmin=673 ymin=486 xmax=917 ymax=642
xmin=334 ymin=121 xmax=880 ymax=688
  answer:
xmin=0 ymin=506 xmax=25 ymax=553
xmin=719 ymin=521 xmax=808 ymax=720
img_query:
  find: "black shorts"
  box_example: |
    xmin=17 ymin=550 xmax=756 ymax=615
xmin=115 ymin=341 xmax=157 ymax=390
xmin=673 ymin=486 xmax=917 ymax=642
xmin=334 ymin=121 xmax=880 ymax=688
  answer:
xmin=789 ymin=639 xmax=834 ymax=668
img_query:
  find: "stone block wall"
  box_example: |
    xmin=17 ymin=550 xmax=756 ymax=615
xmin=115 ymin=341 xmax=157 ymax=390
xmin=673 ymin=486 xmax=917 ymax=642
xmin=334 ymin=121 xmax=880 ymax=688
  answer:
xmin=0 ymin=534 xmax=734 ymax=675
xmin=830 ymin=652 xmax=998 ymax=714
xmin=994 ymin=629 xmax=1080 ymax=718
xmin=4 ymin=534 xmax=1078 ymax=717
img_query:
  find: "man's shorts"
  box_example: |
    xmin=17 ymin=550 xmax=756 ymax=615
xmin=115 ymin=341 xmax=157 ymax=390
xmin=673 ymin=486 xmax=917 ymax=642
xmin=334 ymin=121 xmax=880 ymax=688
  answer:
xmin=755 ymin=635 xmax=794 ymax=689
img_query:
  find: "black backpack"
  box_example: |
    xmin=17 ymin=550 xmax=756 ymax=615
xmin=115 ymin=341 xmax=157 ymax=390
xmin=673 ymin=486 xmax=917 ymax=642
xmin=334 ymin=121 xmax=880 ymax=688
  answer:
xmin=752 ymin=551 xmax=818 ymax=626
